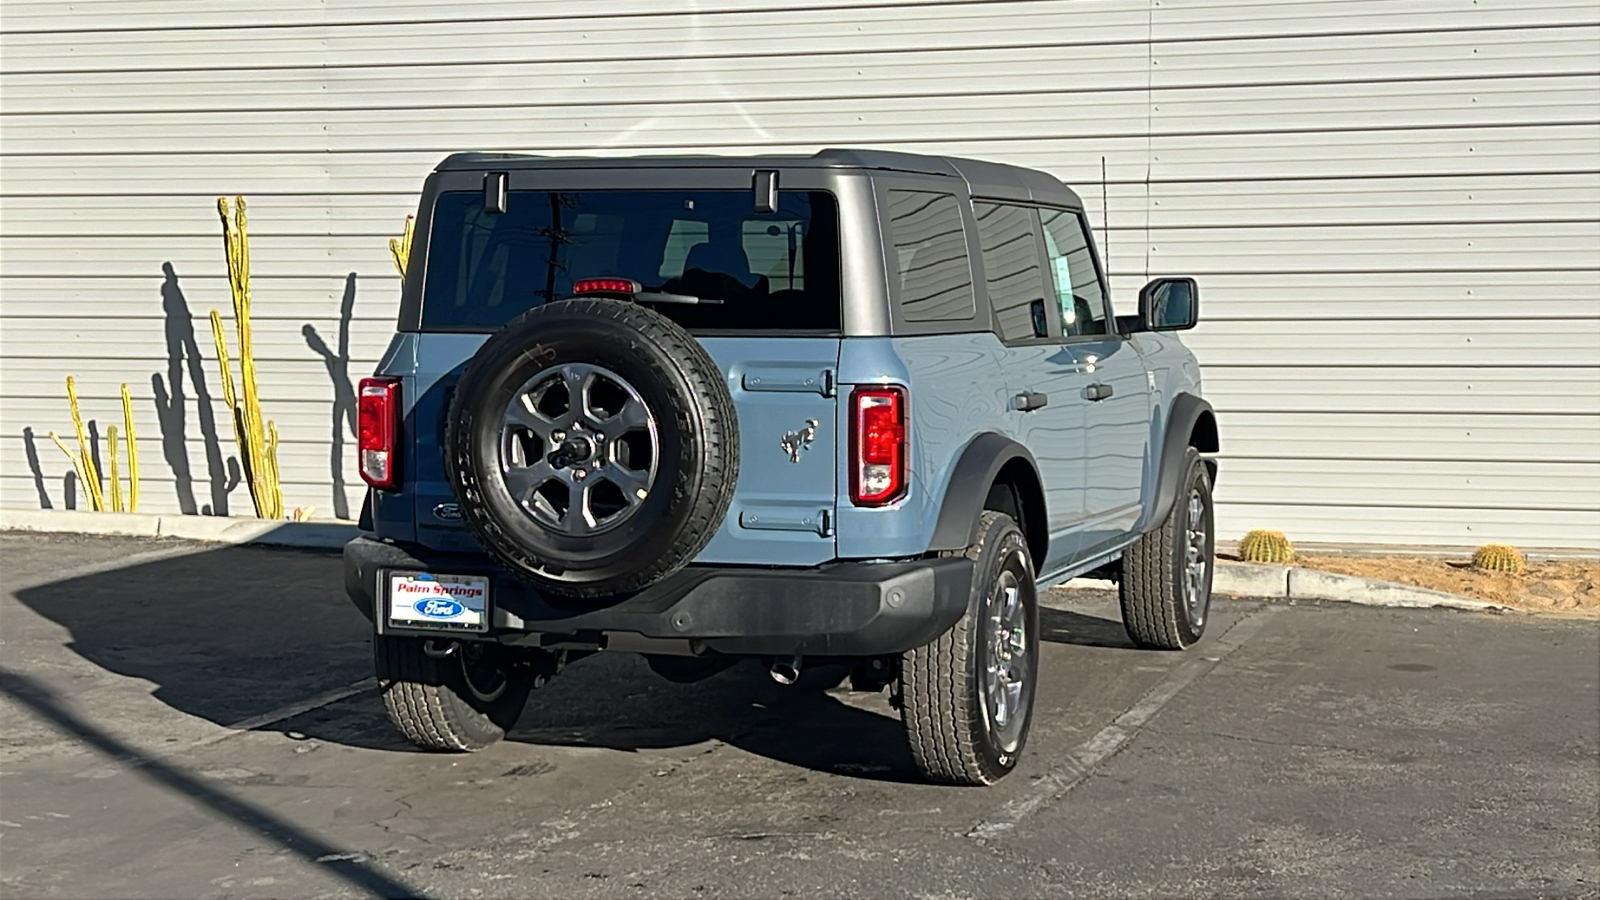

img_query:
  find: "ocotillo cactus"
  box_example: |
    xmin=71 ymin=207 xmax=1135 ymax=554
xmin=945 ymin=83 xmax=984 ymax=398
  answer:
xmin=1239 ymin=529 xmax=1296 ymax=563
xmin=1472 ymin=543 xmax=1527 ymax=574
xmin=212 ymin=195 xmax=283 ymax=520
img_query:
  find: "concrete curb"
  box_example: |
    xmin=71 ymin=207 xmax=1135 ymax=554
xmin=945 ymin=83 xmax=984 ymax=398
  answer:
xmin=1213 ymin=561 xmax=1512 ymax=613
xmin=1062 ymin=560 xmax=1512 ymax=614
xmin=0 ymin=508 xmax=359 ymax=551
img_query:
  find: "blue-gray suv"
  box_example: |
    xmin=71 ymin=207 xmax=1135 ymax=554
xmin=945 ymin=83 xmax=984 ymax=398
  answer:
xmin=343 ymin=149 xmax=1219 ymax=785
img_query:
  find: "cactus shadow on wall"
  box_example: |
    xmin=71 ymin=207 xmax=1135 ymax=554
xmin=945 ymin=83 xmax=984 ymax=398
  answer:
xmin=151 ymin=262 xmax=237 ymax=516
xmin=303 ymin=273 xmax=359 ymax=520
xmin=21 ymin=427 xmax=52 ymax=509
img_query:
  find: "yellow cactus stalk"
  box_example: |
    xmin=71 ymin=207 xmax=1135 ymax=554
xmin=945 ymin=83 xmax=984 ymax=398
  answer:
xmin=47 ymin=431 xmax=92 ymax=509
xmin=1472 ymin=544 xmax=1527 ymax=574
xmin=106 ymin=425 xmax=123 ymax=512
xmin=1239 ymin=529 xmax=1296 ymax=564
xmin=65 ymin=377 xmax=105 ymax=511
xmin=121 ymin=383 xmax=140 ymax=513
xmin=390 ymin=214 xmax=415 ymax=277
xmin=213 ymin=195 xmax=284 ymax=519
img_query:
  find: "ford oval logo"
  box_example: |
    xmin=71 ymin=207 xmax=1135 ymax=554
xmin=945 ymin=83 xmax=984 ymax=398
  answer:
xmin=433 ymin=503 xmax=462 ymax=521
xmin=415 ymin=598 xmax=465 ymax=619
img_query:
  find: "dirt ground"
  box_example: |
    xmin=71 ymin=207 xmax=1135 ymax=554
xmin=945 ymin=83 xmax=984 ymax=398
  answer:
xmin=1279 ymin=554 xmax=1600 ymax=614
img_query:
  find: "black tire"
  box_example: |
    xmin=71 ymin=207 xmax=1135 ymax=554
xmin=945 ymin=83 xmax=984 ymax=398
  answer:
xmin=375 ymin=636 xmax=535 ymax=751
xmin=901 ymin=511 xmax=1039 ymax=786
xmin=1120 ymin=446 xmax=1214 ymax=650
xmin=446 ymin=298 xmax=738 ymax=600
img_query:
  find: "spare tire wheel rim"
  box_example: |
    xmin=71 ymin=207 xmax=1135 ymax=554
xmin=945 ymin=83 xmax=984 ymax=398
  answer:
xmin=498 ymin=361 xmax=660 ymax=537
xmin=983 ymin=561 xmax=1030 ymax=754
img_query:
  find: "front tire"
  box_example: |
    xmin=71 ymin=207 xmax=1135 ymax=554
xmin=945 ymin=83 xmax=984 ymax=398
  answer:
xmin=901 ymin=512 xmax=1039 ymax=785
xmin=375 ymin=636 xmax=535 ymax=751
xmin=1120 ymin=446 xmax=1215 ymax=650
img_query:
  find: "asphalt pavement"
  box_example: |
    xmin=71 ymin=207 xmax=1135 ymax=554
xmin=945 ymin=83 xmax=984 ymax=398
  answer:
xmin=1 ymin=531 xmax=1595 ymax=899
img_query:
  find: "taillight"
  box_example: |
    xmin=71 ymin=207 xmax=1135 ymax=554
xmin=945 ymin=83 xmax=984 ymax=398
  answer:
xmin=358 ymin=377 xmax=401 ymax=491
xmin=851 ymin=386 xmax=907 ymax=506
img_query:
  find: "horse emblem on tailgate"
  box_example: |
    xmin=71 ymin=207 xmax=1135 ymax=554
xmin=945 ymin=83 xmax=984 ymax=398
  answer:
xmin=780 ymin=419 xmax=820 ymax=463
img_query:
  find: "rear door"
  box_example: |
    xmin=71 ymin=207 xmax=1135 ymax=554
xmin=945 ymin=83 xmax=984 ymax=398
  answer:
xmin=973 ymin=200 xmax=1094 ymax=575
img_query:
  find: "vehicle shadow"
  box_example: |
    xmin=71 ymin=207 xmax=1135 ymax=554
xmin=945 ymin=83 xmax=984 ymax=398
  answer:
xmin=9 ymin=541 xmax=954 ymax=782
xmin=1038 ymin=603 xmax=1137 ymax=649
xmin=504 ymin=656 xmax=926 ymax=783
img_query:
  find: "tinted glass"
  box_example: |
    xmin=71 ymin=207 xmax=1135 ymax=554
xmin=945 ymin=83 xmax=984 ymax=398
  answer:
xmin=973 ymin=202 xmax=1048 ymax=342
xmin=1040 ymin=209 xmax=1109 ymax=337
xmin=887 ymin=190 xmax=975 ymax=323
xmin=421 ymin=189 xmax=839 ymax=331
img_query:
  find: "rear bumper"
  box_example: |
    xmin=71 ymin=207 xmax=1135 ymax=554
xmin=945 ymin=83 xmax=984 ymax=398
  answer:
xmin=343 ymin=535 xmax=973 ymax=657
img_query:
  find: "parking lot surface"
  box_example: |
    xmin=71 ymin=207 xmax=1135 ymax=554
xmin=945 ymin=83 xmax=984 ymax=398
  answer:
xmin=1 ymin=531 xmax=1595 ymax=899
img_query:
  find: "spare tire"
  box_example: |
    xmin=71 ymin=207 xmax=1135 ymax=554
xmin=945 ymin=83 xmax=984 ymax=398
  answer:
xmin=445 ymin=298 xmax=738 ymax=600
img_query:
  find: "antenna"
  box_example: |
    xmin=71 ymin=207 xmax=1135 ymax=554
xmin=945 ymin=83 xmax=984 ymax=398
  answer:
xmin=1100 ymin=155 xmax=1111 ymax=298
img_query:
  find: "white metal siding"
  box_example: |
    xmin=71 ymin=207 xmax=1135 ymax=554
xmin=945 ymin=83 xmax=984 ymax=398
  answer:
xmin=2 ymin=0 xmax=1597 ymax=547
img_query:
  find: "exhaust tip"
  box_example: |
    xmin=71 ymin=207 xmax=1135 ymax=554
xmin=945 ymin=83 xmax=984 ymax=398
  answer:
xmin=769 ymin=655 xmax=802 ymax=685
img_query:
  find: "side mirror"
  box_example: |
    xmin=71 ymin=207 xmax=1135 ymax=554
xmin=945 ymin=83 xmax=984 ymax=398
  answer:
xmin=1138 ymin=277 xmax=1198 ymax=331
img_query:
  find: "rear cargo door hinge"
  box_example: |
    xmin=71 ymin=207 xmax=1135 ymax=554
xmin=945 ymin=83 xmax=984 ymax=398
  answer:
xmin=739 ymin=506 xmax=834 ymax=537
xmin=742 ymin=366 xmax=836 ymax=397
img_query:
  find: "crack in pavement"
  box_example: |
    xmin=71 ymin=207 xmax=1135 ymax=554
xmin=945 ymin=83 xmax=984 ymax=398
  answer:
xmin=969 ymin=603 xmax=1279 ymax=840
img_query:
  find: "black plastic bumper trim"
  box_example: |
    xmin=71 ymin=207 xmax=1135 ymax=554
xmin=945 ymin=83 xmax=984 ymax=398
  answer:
xmin=344 ymin=536 xmax=973 ymax=658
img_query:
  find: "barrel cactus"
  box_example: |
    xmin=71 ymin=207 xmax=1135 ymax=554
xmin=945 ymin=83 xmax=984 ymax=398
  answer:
xmin=1472 ymin=543 xmax=1527 ymax=574
xmin=1239 ymin=529 xmax=1295 ymax=564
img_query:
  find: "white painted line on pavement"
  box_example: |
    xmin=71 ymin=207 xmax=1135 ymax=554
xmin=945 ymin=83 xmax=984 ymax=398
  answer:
xmin=970 ymin=605 xmax=1280 ymax=840
xmin=71 ymin=678 xmax=377 ymax=780
xmin=211 ymin=678 xmax=378 ymax=743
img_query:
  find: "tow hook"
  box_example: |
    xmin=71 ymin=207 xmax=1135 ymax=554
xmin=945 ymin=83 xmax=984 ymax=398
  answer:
xmin=422 ymin=639 xmax=459 ymax=659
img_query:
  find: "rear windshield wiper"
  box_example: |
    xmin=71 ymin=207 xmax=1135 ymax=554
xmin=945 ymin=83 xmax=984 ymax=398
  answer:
xmin=634 ymin=292 xmax=723 ymax=306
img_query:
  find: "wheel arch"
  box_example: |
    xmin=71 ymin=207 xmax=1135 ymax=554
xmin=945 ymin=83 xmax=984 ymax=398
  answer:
xmin=1141 ymin=393 xmax=1218 ymax=534
xmin=928 ymin=433 xmax=1048 ymax=572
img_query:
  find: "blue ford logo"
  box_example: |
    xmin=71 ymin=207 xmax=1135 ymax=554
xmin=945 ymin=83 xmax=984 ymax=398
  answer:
xmin=415 ymin=598 xmax=465 ymax=619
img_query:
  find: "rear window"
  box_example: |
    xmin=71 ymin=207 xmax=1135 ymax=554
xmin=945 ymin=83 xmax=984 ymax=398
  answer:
xmin=420 ymin=189 xmax=840 ymax=331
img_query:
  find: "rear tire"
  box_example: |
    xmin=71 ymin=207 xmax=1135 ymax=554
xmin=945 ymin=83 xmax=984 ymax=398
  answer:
xmin=1120 ymin=446 xmax=1214 ymax=650
xmin=901 ymin=511 xmax=1039 ymax=785
xmin=375 ymin=636 xmax=535 ymax=751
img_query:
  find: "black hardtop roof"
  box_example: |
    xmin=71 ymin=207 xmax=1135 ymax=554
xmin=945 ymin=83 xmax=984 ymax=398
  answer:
xmin=435 ymin=148 xmax=1083 ymax=208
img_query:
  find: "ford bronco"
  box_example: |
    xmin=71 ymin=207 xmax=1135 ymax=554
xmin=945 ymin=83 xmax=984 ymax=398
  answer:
xmin=343 ymin=149 xmax=1218 ymax=785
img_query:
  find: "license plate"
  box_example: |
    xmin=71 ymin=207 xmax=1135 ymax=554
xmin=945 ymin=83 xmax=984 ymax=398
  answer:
xmin=386 ymin=572 xmax=490 ymax=633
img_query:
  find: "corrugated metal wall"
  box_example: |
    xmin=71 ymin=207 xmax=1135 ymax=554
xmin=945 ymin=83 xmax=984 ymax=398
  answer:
xmin=3 ymin=0 xmax=1597 ymax=547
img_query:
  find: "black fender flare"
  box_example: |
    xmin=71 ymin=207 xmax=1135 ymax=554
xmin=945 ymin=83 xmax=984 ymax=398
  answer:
xmin=1142 ymin=393 xmax=1219 ymax=533
xmin=927 ymin=432 xmax=1046 ymax=560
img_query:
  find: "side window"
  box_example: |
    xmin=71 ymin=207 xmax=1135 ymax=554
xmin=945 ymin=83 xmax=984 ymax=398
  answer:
xmin=1040 ymin=209 xmax=1109 ymax=337
xmin=973 ymin=202 xmax=1048 ymax=343
xmin=887 ymin=190 xmax=976 ymax=322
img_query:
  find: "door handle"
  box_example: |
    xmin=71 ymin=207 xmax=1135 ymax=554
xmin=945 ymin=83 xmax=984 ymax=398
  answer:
xmin=1014 ymin=391 xmax=1049 ymax=412
xmin=1085 ymin=383 xmax=1114 ymax=402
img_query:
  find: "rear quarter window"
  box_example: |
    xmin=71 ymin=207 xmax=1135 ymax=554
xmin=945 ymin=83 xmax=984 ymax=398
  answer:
xmin=885 ymin=190 xmax=976 ymax=323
